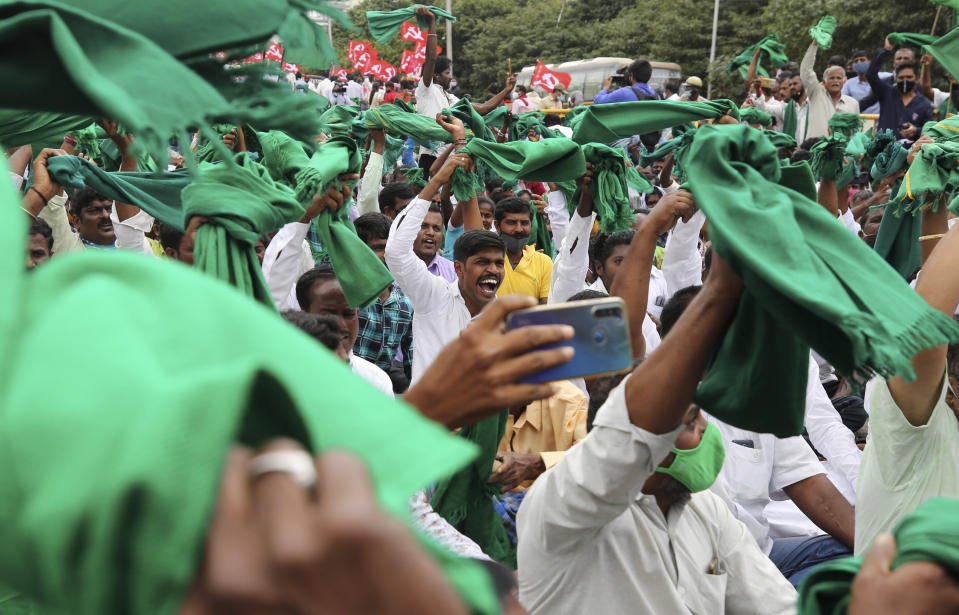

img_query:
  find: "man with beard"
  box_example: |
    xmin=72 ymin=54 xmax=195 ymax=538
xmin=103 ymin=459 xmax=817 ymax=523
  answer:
xmin=386 ymin=153 xmax=508 ymax=382
xmin=494 ymin=197 xmax=553 ymax=303
xmin=799 ymin=39 xmax=859 ymax=139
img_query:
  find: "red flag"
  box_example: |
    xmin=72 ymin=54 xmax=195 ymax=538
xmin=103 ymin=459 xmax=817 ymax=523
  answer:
xmin=265 ymin=42 xmax=284 ymax=62
xmin=242 ymin=52 xmax=264 ymax=64
xmin=530 ymin=61 xmax=571 ymax=92
xmin=412 ymin=41 xmax=442 ymax=63
xmin=400 ymin=20 xmax=427 ymax=43
xmin=378 ymin=62 xmax=398 ymax=81
xmin=281 ymin=61 xmax=300 ymax=73
xmin=348 ymin=40 xmax=372 ymax=62
xmin=352 ymin=48 xmax=377 ymax=73
xmin=330 ymin=65 xmax=350 ymax=80
xmin=399 ymin=49 xmax=416 ymax=71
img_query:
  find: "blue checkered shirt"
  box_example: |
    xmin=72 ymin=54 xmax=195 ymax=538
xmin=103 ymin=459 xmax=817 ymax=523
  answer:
xmin=353 ymin=283 xmax=414 ymax=380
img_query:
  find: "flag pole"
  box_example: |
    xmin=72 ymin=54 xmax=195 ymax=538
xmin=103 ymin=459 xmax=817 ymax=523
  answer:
xmin=707 ymin=0 xmax=720 ymax=100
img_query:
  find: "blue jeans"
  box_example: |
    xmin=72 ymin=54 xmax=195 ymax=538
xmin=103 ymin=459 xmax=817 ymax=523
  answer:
xmin=769 ymin=535 xmax=852 ymax=587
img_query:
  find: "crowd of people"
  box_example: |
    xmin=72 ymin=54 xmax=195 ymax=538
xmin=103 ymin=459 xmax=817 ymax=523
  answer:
xmin=5 ymin=2 xmax=959 ymax=614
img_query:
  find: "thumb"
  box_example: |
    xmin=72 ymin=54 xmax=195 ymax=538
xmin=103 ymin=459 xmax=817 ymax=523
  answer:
xmin=861 ymin=532 xmax=897 ymax=578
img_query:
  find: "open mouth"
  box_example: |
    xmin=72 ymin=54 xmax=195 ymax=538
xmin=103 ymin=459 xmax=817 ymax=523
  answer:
xmin=421 ymin=238 xmax=436 ymax=248
xmin=477 ymin=276 xmax=499 ymax=298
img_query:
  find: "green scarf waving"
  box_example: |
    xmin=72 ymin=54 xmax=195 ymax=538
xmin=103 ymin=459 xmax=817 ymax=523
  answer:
xmin=809 ymin=15 xmax=838 ymax=49
xmin=575 ymin=144 xmax=637 ymax=234
xmin=727 ymin=34 xmax=789 ymax=79
xmin=571 ymin=99 xmax=741 ymax=145
xmin=460 ymin=138 xmax=586 ymax=182
xmin=684 ymin=124 xmax=959 ymax=437
xmin=366 ymin=4 xmax=456 ymax=44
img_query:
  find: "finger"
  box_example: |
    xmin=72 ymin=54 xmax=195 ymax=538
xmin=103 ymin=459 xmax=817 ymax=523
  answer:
xmin=487 ymin=471 xmax=505 ymax=484
xmin=494 ymin=452 xmax=505 ymax=462
xmin=860 ymin=532 xmax=897 ymax=578
xmin=493 ymin=346 xmax=575 ymax=384
xmin=314 ymin=449 xmax=379 ymax=520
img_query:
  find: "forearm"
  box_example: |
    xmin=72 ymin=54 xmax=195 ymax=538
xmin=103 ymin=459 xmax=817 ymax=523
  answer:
xmin=8 ymin=144 xmax=31 ymax=176
xmin=867 ymin=50 xmax=890 ymax=91
xmin=818 ymin=179 xmax=840 ymax=218
xmin=114 ymin=152 xmax=141 ymax=221
xmin=745 ymin=49 xmax=760 ymax=84
xmin=624 ymin=268 xmax=742 ymax=433
xmin=473 ymin=86 xmax=512 ymax=116
xmin=461 ymin=196 xmax=482 ymax=231
xmin=38 ymin=193 xmax=83 ymax=255
xmin=545 ymin=190 xmax=569 ymax=249
xmin=800 ymin=42 xmax=819 ymax=93
xmin=920 ymin=197 xmax=949 ymax=265
xmin=429 ymin=144 xmax=454 ymax=178
xmin=358 ymin=152 xmax=384 ymax=216
xmin=785 ymin=474 xmax=856 ymax=549
xmin=610 ymin=227 xmax=658 ymax=360
xmin=662 ymin=210 xmax=705 ymax=296
xmin=921 ymin=66 xmax=934 ymax=101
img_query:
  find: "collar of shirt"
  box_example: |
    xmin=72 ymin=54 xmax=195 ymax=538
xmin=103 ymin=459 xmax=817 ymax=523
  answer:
xmin=504 ymin=244 xmax=536 ymax=272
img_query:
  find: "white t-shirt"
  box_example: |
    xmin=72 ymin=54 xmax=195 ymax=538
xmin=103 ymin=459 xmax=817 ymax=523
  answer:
xmin=415 ymin=78 xmax=459 ymax=156
xmin=855 ymin=375 xmax=959 ymax=555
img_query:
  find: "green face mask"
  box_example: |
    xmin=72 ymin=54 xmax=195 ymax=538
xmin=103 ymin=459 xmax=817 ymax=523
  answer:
xmin=655 ymin=421 xmax=726 ymax=492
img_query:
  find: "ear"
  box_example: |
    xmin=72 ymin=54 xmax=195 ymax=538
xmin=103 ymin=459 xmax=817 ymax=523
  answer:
xmin=163 ymin=247 xmax=179 ymax=260
xmin=453 ymin=260 xmax=464 ymax=279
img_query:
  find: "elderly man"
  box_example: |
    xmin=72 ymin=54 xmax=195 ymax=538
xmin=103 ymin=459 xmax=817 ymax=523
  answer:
xmin=800 ymin=40 xmax=860 ymax=139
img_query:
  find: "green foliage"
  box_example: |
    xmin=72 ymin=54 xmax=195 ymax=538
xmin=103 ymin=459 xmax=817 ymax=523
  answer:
xmin=329 ymin=0 xmax=955 ymax=100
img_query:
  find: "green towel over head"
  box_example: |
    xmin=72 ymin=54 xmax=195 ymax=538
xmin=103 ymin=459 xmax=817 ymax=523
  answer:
xmin=431 ymin=411 xmax=515 ymax=568
xmin=727 ymin=34 xmax=789 ymax=79
xmin=798 ymin=498 xmax=959 ymax=615
xmin=181 ymin=154 xmax=305 ymax=305
xmin=570 ymin=99 xmax=740 ymax=145
xmin=740 ymin=107 xmax=773 ymax=127
xmin=0 ymin=157 xmax=498 ymax=615
xmin=683 ymin=124 xmax=959 ymax=437
xmin=574 ymin=144 xmax=637 ymax=234
xmin=809 ymin=15 xmax=838 ymax=49
xmin=366 ymin=4 xmax=456 ymax=44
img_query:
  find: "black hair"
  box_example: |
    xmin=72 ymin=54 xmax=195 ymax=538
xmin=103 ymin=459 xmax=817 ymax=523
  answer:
xmin=778 ymin=71 xmax=795 ymax=82
xmin=29 ymin=217 xmax=53 ymax=251
xmin=660 ymin=285 xmax=703 ymax=337
xmin=516 ymin=189 xmax=532 ymax=199
xmin=485 ymin=176 xmax=505 ymax=193
xmin=489 ymin=189 xmax=506 ymax=203
xmin=800 ymin=137 xmax=822 ymax=151
xmin=295 ymin=264 xmax=337 ymax=312
xmin=69 ymin=187 xmax=105 ymax=217
xmin=790 ymin=149 xmax=812 ymax=164
xmin=586 ymin=358 xmax=643 ymax=431
xmin=426 ymin=203 xmax=443 ymax=216
xmin=515 ymin=84 xmax=528 ymax=95
xmin=664 ymin=77 xmax=682 ymax=94
xmin=378 ymin=182 xmax=415 ymax=213
xmin=158 ymin=222 xmax=184 ymax=251
xmin=493 ymin=196 xmax=532 ymax=224
xmin=639 ymin=131 xmax=661 ymax=151
xmin=543 ymin=113 xmax=562 ymax=127
xmin=851 ymin=50 xmax=869 ymax=61
xmin=590 ymin=230 xmax=635 ymax=269
xmin=782 ymin=61 xmax=800 ymax=74
xmin=477 ymin=196 xmax=495 ymax=210
xmin=452 ymin=229 xmax=505 ymax=263
xmin=354 ymin=212 xmax=392 ymax=243
xmin=826 ymin=54 xmax=846 ymax=68
xmin=435 ymin=56 xmax=452 ymax=76
xmin=859 ymin=205 xmax=885 ymax=226
xmin=628 ymin=59 xmax=653 ymax=84
xmin=895 ymin=61 xmax=917 ymax=76
xmin=281 ymin=311 xmax=345 ymax=354
xmin=568 ymin=289 xmax=609 ymax=302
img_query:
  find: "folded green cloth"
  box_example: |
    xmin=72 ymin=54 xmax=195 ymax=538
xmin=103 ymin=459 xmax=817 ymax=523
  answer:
xmin=783 ymin=99 xmax=798 ymax=141
xmin=431 ymin=411 xmax=514 ymax=568
xmin=810 ymin=133 xmax=851 ymax=181
xmin=380 ymin=133 xmax=407 ymax=173
xmin=765 ymin=130 xmax=798 ymax=150
xmin=845 ymin=132 xmax=871 ymax=160
xmin=511 ymin=111 xmax=555 ymax=141
xmin=449 ymin=99 xmax=496 ymax=143
xmin=574 ymin=144 xmax=636 ymax=234
xmin=531 ymin=208 xmax=555 ymax=258
xmin=319 ymin=104 xmax=360 ymax=137
xmin=727 ymin=34 xmax=789 ymax=79
xmin=684 ymin=124 xmax=959 ymax=437
xmin=459 ymin=138 xmax=586 ymax=183
xmin=366 ymin=3 xmax=456 ymax=44
xmin=47 ymin=155 xmax=189 ymax=230
xmin=894 ymin=139 xmax=959 ymax=212
xmin=887 ymin=32 xmax=937 ymax=48
xmin=0 ymin=158 xmax=496 ymax=615
xmin=926 ymin=26 xmax=959 ymax=85
xmin=809 ymin=15 xmax=838 ymax=49
xmin=778 ymin=160 xmax=818 ymax=201
xmin=864 ymin=128 xmax=898 ymax=169
xmin=362 ymin=103 xmax=454 ymax=149
xmin=482 ymin=105 xmax=510 ymax=128
xmin=828 ymin=113 xmax=863 ymax=137
xmin=0 ymin=110 xmax=92 ymax=150
xmin=740 ymin=107 xmax=773 ymax=127
xmin=570 ymin=99 xmax=740 ymax=145
xmin=402 ymin=166 xmax=428 ymax=189
xmin=798 ymin=498 xmax=959 ymax=615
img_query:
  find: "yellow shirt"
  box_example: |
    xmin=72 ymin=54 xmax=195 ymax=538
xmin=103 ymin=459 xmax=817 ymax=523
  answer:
xmin=497 ymin=244 xmax=553 ymax=301
xmin=496 ymin=380 xmax=588 ymax=486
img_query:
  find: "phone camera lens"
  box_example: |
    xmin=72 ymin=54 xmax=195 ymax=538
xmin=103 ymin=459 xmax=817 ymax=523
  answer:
xmin=593 ymin=329 xmax=606 ymax=345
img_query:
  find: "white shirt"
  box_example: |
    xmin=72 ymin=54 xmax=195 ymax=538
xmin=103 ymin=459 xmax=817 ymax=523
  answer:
xmin=800 ymin=43 xmax=861 ymax=140
xmin=261 ymin=221 xmax=316 ymax=311
xmin=415 ymin=78 xmax=459 ymax=156
xmin=663 ymin=209 xmax=705 ymax=299
xmin=357 ymin=151 xmax=384 ymax=216
xmin=518 ymin=375 xmax=797 ymax=615
xmin=752 ymin=94 xmax=788 ymax=134
xmin=345 ymin=80 xmax=363 ymax=101
xmin=349 ymin=352 xmax=394 ymax=397
xmin=316 ymin=78 xmax=334 ymax=99
xmin=385 ymin=197 xmax=474 ymax=382
xmin=706 ymin=413 xmax=826 ymax=554
xmin=110 ymin=206 xmax=155 ymax=256
xmin=409 ymin=490 xmax=489 ymax=560
xmin=855 ymin=375 xmax=959 ymax=555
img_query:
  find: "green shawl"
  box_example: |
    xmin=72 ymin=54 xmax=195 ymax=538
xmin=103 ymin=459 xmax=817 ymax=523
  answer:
xmin=783 ymin=99 xmax=798 ymax=142
xmin=870 ymin=141 xmax=916 ymax=278
xmin=318 ymin=104 xmax=360 ymax=137
xmin=828 ymin=113 xmax=863 ymax=138
xmin=0 ymin=109 xmax=91 ymax=150
xmin=459 ymin=138 xmax=586 ymax=183
xmin=574 ymin=144 xmax=637 ymax=234
xmin=0 ymin=161 xmax=497 ymax=615
xmin=46 ymin=155 xmax=189 ymax=230
xmin=684 ymin=124 xmax=959 ymax=437
xmin=570 ymin=99 xmax=740 ymax=145
xmin=923 ymin=25 xmax=959 ymax=82
xmin=798 ymin=498 xmax=959 ymax=615
xmin=727 ymin=34 xmax=789 ymax=79
xmin=366 ymin=4 xmax=456 ymax=44
xmin=887 ymin=32 xmax=937 ymax=48
xmin=362 ymin=103 xmax=455 ymax=149
xmin=809 ymin=15 xmax=838 ymax=49
xmin=892 ymin=116 xmax=959 ymax=213
xmin=740 ymin=107 xmax=773 ymax=127
xmin=809 ymin=133 xmax=851 ymax=182
xmin=181 ymin=154 xmax=304 ymax=306
xmin=431 ymin=411 xmax=515 ymax=568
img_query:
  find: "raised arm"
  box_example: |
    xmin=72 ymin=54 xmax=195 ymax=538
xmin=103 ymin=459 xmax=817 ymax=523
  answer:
xmin=920 ymin=54 xmax=935 ymax=102
xmin=662 ymin=208 xmax=706 ymax=297
xmin=611 ymin=189 xmax=697 ymax=360
xmin=472 ymin=72 xmax=517 ymax=116
xmin=417 ymin=7 xmax=438 ymax=88
xmin=357 ymin=129 xmax=385 ymax=216
xmin=867 ymin=44 xmax=893 ymax=99
xmin=744 ymin=47 xmax=762 ymax=86
xmin=800 ymin=41 xmax=819 ymax=98
xmin=547 ymin=170 xmax=596 ymax=304
xmin=888 ymin=212 xmax=959 ymax=425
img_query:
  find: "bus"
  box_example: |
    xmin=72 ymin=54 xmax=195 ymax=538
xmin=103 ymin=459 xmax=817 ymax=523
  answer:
xmin=516 ymin=58 xmax=682 ymax=102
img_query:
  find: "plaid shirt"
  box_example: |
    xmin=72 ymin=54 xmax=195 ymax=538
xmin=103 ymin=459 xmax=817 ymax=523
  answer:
xmin=353 ymin=283 xmax=414 ymax=380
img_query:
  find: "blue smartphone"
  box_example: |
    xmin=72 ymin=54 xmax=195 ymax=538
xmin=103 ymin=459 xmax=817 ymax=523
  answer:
xmin=505 ymin=297 xmax=633 ymax=383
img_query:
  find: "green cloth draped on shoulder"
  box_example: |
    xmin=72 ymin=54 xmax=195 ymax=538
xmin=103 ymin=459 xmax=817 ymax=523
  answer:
xmin=259 ymin=132 xmax=393 ymax=308
xmin=530 ymin=208 xmax=555 ymax=258
xmin=783 ymin=99 xmax=798 ymax=141
xmin=366 ymin=4 xmax=456 ymax=44
xmin=798 ymin=498 xmax=959 ymax=615
xmin=727 ymin=33 xmax=789 ymax=79
xmin=0 ymin=3 xmax=320 ymax=164
xmin=887 ymin=32 xmax=937 ymax=48
xmin=570 ymin=99 xmax=740 ymax=145
xmin=46 ymin=155 xmax=189 ymax=230
xmin=683 ymin=124 xmax=959 ymax=437
xmin=181 ymin=153 xmax=304 ymax=306
xmin=0 ymin=110 xmax=91 ymax=150
xmin=0 ymin=160 xmax=496 ymax=615
xmin=431 ymin=411 xmax=515 ymax=568
xmin=740 ymin=107 xmax=773 ymax=127
xmin=809 ymin=15 xmax=838 ymax=49
xmin=459 ymin=138 xmax=586 ymax=182
xmin=869 ymin=141 xmax=916 ymax=277
xmin=574 ymin=144 xmax=636 ymax=234
xmin=765 ymin=130 xmax=797 ymax=150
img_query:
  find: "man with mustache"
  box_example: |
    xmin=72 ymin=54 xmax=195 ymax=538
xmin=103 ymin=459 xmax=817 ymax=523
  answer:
xmin=494 ymin=197 xmax=553 ymax=303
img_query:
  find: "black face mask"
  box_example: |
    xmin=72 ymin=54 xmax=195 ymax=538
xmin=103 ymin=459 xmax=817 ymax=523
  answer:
xmin=898 ymin=80 xmax=916 ymax=94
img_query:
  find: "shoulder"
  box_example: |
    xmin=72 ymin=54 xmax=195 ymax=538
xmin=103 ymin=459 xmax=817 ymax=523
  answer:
xmin=350 ymin=354 xmax=394 ymax=397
